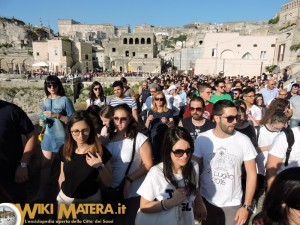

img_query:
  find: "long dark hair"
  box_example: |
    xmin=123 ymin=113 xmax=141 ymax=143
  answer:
xmin=263 ymin=167 xmax=300 ymax=225
xmin=110 ymin=104 xmax=138 ymax=139
xmin=44 ymin=75 xmax=66 ymax=96
xmin=161 ymin=127 xmax=197 ymax=196
xmin=63 ymin=111 xmax=102 ymax=160
xmin=261 ymin=99 xmax=290 ymax=125
xmin=89 ymin=81 xmax=105 ymax=102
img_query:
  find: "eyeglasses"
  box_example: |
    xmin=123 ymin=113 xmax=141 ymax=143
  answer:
xmin=219 ymin=86 xmax=225 ymax=89
xmin=71 ymin=129 xmax=90 ymax=136
xmin=190 ymin=107 xmax=202 ymax=112
xmin=93 ymin=88 xmax=101 ymax=91
xmin=155 ymin=97 xmax=164 ymax=101
xmin=219 ymin=115 xmax=239 ymax=123
xmin=113 ymin=117 xmax=128 ymax=123
xmin=46 ymin=83 xmax=58 ymax=88
xmin=171 ymin=148 xmax=192 ymax=157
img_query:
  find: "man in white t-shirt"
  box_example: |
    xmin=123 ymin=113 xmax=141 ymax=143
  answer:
xmin=243 ymin=87 xmax=262 ymax=126
xmin=193 ymin=100 xmax=257 ymax=225
xmin=266 ymin=126 xmax=300 ymax=190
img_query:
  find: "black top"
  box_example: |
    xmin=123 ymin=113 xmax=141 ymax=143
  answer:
xmin=148 ymin=109 xmax=173 ymax=138
xmin=0 ymin=100 xmax=34 ymax=182
xmin=58 ymin=145 xmax=111 ymax=199
xmin=235 ymin=124 xmax=258 ymax=148
xmin=180 ymin=117 xmax=215 ymax=141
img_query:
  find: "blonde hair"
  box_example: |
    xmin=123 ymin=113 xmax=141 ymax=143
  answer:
xmin=151 ymin=91 xmax=169 ymax=112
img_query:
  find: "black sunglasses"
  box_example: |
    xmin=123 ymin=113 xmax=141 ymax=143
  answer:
xmin=190 ymin=107 xmax=202 ymax=112
xmin=46 ymin=83 xmax=58 ymax=88
xmin=171 ymin=148 xmax=192 ymax=157
xmin=155 ymin=97 xmax=164 ymax=101
xmin=219 ymin=115 xmax=239 ymax=123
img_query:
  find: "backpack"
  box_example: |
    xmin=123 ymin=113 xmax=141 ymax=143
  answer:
xmin=281 ymin=127 xmax=295 ymax=166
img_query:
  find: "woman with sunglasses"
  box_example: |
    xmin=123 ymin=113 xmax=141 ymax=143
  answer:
xmin=86 ymin=81 xmax=107 ymax=108
xmin=145 ymin=91 xmax=174 ymax=164
xmin=57 ymin=111 xmax=112 ymax=220
xmin=137 ymin=127 xmax=207 ymax=225
xmin=36 ymin=75 xmax=75 ymax=201
xmin=106 ymin=103 xmax=153 ymax=225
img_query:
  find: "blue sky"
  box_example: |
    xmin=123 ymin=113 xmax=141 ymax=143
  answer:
xmin=1 ymin=0 xmax=289 ymax=33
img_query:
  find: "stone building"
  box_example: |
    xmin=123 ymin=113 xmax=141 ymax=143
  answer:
xmin=102 ymin=32 xmax=161 ymax=73
xmin=32 ymin=39 xmax=93 ymax=74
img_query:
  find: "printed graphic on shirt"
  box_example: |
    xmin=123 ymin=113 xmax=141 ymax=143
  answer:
xmin=164 ymin=188 xmax=192 ymax=212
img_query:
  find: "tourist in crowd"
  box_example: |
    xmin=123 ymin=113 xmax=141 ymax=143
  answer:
xmin=210 ymin=79 xmax=232 ymax=104
xmin=259 ymin=79 xmax=278 ymax=106
xmin=109 ymin=80 xmax=139 ymax=122
xmin=86 ymin=81 xmax=107 ymax=108
xmin=232 ymin=88 xmax=243 ymax=102
xmin=121 ymin=77 xmax=135 ymax=99
xmin=243 ymin=87 xmax=262 ymax=126
xmin=145 ymin=91 xmax=174 ymax=164
xmin=198 ymin=83 xmax=214 ymax=120
xmin=37 ymin=75 xmax=75 ymax=200
xmin=254 ymin=93 xmax=267 ymax=119
xmin=86 ymin=105 xmax=103 ymax=136
xmin=106 ymin=103 xmax=153 ymax=225
xmin=99 ymin=105 xmax=114 ymax=142
xmin=290 ymin=92 xmax=300 ymax=128
xmin=57 ymin=111 xmax=112 ymax=219
xmin=287 ymin=83 xmax=299 ymax=99
xmin=166 ymin=84 xmax=183 ymax=125
xmin=257 ymin=167 xmax=300 ymax=225
xmin=0 ymin=100 xmax=35 ymax=203
xmin=137 ymin=127 xmax=207 ymax=224
xmin=178 ymin=96 xmax=214 ymax=141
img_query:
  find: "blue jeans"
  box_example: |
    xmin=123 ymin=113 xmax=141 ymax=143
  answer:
xmin=290 ymin=119 xmax=300 ymax=128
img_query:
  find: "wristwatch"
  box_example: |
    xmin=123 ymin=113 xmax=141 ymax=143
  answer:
xmin=242 ymin=204 xmax=253 ymax=212
xmin=96 ymin=163 xmax=105 ymax=170
xmin=20 ymin=162 xmax=28 ymax=168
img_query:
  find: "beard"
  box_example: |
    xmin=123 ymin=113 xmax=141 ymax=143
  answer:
xmin=192 ymin=113 xmax=202 ymax=121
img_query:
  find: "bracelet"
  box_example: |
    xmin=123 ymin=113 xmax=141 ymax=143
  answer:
xmin=161 ymin=199 xmax=168 ymax=211
xmin=125 ymin=175 xmax=133 ymax=183
xmin=96 ymin=163 xmax=104 ymax=170
xmin=242 ymin=204 xmax=253 ymax=212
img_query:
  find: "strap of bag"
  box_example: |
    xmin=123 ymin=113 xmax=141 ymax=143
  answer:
xmin=124 ymin=137 xmax=136 ymax=177
xmin=282 ymin=127 xmax=295 ymax=166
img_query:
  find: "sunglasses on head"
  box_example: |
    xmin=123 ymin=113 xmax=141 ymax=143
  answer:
xmin=113 ymin=117 xmax=128 ymax=123
xmin=171 ymin=148 xmax=192 ymax=157
xmin=46 ymin=83 xmax=58 ymax=88
xmin=155 ymin=97 xmax=164 ymax=101
xmin=219 ymin=115 xmax=239 ymax=123
xmin=190 ymin=107 xmax=202 ymax=112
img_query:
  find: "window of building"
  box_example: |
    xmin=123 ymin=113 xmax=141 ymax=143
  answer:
xmin=242 ymin=52 xmax=252 ymax=59
xmin=260 ymin=51 xmax=267 ymax=59
xmin=111 ymin=61 xmax=115 ymax=66
xmin=86 ymin=62 xmax=88 ymax=66
xmin=212 ymin=48 xmax=217 ymax=57
xmin=278 ymin=44 xmax=285 ymax=62
xmin=120 ymin=66 xmax=123 ymax=72
xmin=253 ymin=44 xmax=257 ymax=47
xmin=137 ymin=66 xmax=142 ymax=71
xmin=125 ymin=51 xmax=129 ymax=57
xmin=141 ymin=38 xmax=145 ymax=44
xmin=112 ymin=48 xmax=116 ymax=52
xmin=85 ymin=54 xmax=88 ymax=60
xmin=37 ymin=52 xmax=39 ymax=56
xmin=123 ymin=38 xmax=127 ymax=44
xmin=132 ymin=52 xmax=135 ymax=57
xmin=199 ymin=40 xmax=203 ymax=45
xmin=54 ymin=49 xmax=58 ymax=55
xmin=135 ymin=38 xmax=139 ymax=44
xmin=147 ymin=38 xmax=151 ymax=44
xmin=129 ymin=38 xmax=133 ymax=44
xmin=144 ymin=54 xmax=148 ymax=58
xmin=271 ymin=44 xmax=275 ymax=47
xmin=63 ymin=51 xmax=66 ymax=56
xmin=237 ymin=44 xmax=241 ymax=47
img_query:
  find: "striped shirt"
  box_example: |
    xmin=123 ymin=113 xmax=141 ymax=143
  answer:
xmin=109 ymin=97 xmax=137 ymax=109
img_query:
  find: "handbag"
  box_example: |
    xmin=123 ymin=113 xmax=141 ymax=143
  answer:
xmin=101 ymin=137 xmax=136 ymax=209
xmin=38 ymin=127 xmax=45 ymax=142
xmin=135 ymin=206 xmax=181 ymax=225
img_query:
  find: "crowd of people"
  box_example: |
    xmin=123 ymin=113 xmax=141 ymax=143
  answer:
xmin=1 ymin=72 xmax=300 ymax=225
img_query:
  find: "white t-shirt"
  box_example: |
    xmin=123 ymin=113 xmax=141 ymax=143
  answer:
xmin=248 ymin=105 xmax=262 ymax=121
xmin=194 ymin=130 xmax=257 ymax=207
xmin=137 ymin=161 xmax=199 ymax=225
xmin=106 ymin=132 xmax=148 ymax=198
xmin=256 ymin=126 xmax=281 ymax=175
xmin=86 ymin=97 xmax=107 ymax=108
xmin=268 ymin=127 xmax=300 ymax=174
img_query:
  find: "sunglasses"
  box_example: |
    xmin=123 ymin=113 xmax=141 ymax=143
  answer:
xmin=219 ymin=115 xmax=239 ymax=123
xmin=46 ymin=83 xmax=58 ymax=88
xmin=113 ymin=117 xmax=128 ymax=123
xmin=190 ymin=107 xmax=202 ymax=112
xmin=155 ymin=97 xmax=164 ymax=101
xmin=171 ymin=148 xmax=192 ymax=157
